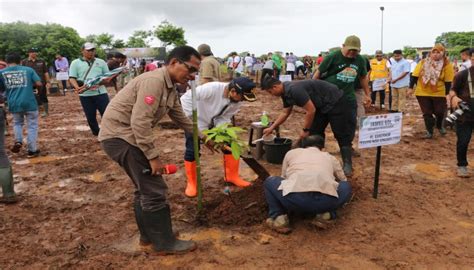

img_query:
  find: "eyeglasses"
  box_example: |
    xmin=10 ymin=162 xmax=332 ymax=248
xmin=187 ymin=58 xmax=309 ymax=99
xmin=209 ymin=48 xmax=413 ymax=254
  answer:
xmin=178 ymin=60 xmax=198 ymax=74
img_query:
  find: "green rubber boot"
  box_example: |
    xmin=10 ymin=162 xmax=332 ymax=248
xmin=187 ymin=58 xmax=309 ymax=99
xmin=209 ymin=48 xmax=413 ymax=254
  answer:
xmin=0 ymin=166 xmax=17 ymax=203
xmin=423 ymin=116 xmax=435 ymax=139
xmin=142 ymin=205 xmax=196 ymax=255
xmin=340 ymin=146 xmax=353 ymax=177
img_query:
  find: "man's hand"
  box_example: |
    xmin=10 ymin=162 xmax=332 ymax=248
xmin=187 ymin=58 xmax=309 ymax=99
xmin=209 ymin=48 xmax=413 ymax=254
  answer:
xmin=450 ymin=96 xmax=463 ymax=109
xmin=203 ymin=138 xmax=217 ymax=153
xmin=45 ymin=82 xmax=51 ymax=89
xmin=74 ymin=85 xmax=87 ymax=94
xmin=263 ymin=127 xmax=274 ymax=136
xmin=149 ymin=157 xmax=164 ymax=176
xmin=363 ymin=96 xmax=372 ymax=108
xmin=299 ymin=130 xmax=310 ymax=140
xmin=407 ymin=88 xmax=414 ymax=97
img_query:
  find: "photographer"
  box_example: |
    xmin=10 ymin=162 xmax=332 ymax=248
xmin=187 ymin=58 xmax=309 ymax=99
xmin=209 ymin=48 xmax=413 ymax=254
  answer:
xmin=447 ymin=49 xmax=474 ymax=177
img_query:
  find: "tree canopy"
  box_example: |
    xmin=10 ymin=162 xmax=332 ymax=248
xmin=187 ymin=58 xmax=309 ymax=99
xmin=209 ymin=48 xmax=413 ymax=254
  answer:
xmin=154 ymin=21 xmax=187 ymax=48
xmin=435 ymin=32 xmax=473 ymax=48
xmin=0 ymin=21 xmax=83 ymax=65
xmin=126 ymin=30 xmax=153 ymax=48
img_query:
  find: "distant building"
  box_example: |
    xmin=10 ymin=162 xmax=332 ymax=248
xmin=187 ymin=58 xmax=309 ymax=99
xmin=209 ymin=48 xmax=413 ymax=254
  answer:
xmin=109 ymin=47 xmax=166 ymax=60
xmin=414 ymin=47 xmax=432 ymax=59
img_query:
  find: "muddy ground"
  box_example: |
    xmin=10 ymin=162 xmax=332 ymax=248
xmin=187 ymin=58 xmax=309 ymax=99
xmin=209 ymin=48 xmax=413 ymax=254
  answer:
xmin=1 ymin=84 xmax=473 ymax=269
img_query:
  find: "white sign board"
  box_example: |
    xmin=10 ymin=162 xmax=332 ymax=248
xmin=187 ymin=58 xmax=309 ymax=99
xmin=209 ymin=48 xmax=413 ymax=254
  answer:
xmin=372 ymin=78 xmax=386 ymax=91
xmin=279 ymin=75 xmax=292 ymax=82
xmin=358 ymin=113 xmax=402 ymax=149
xmin=56 ymin=72 xmax=69 ymax=81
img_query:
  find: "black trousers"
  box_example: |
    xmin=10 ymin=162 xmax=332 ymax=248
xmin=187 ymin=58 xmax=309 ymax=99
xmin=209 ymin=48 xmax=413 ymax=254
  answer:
xmin=456 ymin=120 xmax=474 ymax=166
xmin=35 ymin=85 xmax=48 ymax=105
xmin=310 ymin=96 xmax=356 ymax=148
xmin=101 ymin=138 xmax=168 ymax=212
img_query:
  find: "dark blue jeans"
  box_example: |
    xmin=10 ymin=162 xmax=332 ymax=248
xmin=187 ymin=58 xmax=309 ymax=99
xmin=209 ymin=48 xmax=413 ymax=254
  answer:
xmin=184 ymin=131 xmax=201 ymax=162
xmin=79 ymin=94 xmax=109 ymax=136
xmin=456 ymin=121 xmax=474 ymax=166
xmin=263 ymin=176 xmax=352 ymax=219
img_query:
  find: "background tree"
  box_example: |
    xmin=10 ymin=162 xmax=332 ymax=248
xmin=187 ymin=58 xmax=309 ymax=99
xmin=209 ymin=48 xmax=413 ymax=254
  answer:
xmin=112 ymin=39 xmax=126 ymax=49
xmin=0 ymin=21 xmax=83 ymax=65
xmin=95 ymin=33 xmax=114 ymax=49
xmin=402 ymin=46 xmax=417 ymax=58
xmin=154 ymin=21 xmax=187 ymax=49
xmin=435 ymin=31 xmax=474 ymax=48
xmin=126 ymin=30 xmax=153 ymax=48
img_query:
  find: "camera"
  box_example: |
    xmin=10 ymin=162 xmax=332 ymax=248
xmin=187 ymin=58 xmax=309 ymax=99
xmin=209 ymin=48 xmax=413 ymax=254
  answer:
xmin=446 ymin=101 xmax=471 ymax=123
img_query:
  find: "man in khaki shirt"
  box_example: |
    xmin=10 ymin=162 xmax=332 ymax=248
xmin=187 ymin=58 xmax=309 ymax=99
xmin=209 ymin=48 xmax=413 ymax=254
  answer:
xmin=263 ymin=135 xmax=352 ymax=233
xmin=99 ymin=46 xmax=208 ymax=255
xmin=197 ymin=44 xmax=221 ymax=85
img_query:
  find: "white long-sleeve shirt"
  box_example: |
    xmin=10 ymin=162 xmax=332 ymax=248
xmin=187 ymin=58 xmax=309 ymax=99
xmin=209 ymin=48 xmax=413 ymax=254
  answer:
xmin=180 ymin=82 xmax=241 ymax=131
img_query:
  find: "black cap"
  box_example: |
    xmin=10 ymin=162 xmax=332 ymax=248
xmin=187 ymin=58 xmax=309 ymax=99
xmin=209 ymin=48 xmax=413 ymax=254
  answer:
xmin=28 ymin=48 xmax=38 ymax=53
xmin=230 ymin=77 xmax=257 ymax=102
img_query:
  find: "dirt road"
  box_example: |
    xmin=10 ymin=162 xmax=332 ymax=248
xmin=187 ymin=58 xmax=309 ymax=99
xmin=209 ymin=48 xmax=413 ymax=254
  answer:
xmin=1 ymin=87 xmax=473 ymax=269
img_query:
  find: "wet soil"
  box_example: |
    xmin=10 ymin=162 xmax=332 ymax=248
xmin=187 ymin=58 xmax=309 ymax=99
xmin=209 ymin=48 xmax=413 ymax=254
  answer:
xmin=1 ymin=86 xmax=473 ymax=269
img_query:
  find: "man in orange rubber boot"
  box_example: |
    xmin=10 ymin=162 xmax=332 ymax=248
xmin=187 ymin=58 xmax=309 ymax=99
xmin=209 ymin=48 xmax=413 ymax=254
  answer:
xmin=180 ymin=77 xmax=257 ymax=197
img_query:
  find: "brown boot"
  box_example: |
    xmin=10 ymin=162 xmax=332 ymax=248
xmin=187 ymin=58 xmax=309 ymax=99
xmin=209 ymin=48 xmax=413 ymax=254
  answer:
xmin=184 ymin=161 xmax=197 ymax=197
xmin=223 ymin=154 xmax=251 ymax=187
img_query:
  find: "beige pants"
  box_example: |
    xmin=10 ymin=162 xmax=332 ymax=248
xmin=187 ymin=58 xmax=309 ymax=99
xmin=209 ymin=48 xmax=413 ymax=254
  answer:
xmin=355 ymin=88 xmax=365 ymax=118
xmin=392 ymin=87 xmax=408 ymax=112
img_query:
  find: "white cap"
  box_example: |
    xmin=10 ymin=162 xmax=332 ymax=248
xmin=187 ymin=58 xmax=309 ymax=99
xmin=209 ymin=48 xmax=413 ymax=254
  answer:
xmin=82 ymin=42 xmax=96 ymax=50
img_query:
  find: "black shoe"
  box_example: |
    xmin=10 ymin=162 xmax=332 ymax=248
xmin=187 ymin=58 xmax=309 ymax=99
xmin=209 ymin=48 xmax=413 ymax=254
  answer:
xmin=142 ymin=205 xmax=196 ymax=255
xmin=27 ymin=150 xmax=41 ymax=158
xmin=340 ymin=146 xmax=353 ymax=177
xmin=11 ymin=142 xmax=22 ymax=153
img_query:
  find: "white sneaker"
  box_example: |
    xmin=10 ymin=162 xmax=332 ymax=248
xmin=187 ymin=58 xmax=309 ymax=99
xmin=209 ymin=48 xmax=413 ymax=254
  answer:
xmin=457 ymin=166 xmax=469 ymax=178
xmin=381 ymin=104 xmax=385 ymax=109
xmin=265 ymin=215 xmax=291 ymax=234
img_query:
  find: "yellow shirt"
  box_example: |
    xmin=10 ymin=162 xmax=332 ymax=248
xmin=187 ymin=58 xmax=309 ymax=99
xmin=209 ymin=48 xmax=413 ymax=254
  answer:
xmin=369 ymin=58 xmax=389 ymax=81
xmin=413 ymin=60 xmax=454 ymax=97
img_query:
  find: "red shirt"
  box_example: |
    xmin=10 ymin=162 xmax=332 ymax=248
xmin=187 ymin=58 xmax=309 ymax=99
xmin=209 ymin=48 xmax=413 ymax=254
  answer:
xmin=145 ymin=63 xmax=157 ymax=72
xmin=317 ymin=56 xmax=324 ymax=65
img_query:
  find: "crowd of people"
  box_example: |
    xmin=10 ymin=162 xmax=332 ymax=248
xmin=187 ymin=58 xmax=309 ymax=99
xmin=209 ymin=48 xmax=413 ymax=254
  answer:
xmin=0 ymin=35 xmax=473 ymax=255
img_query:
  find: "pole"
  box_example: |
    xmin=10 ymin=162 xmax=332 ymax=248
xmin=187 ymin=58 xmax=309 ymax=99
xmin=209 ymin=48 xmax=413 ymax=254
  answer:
xmin=380 ymin=6 xmax=384 ymax=52
xmin=190 ymin=80 xmax=203 ymax=211
xmin=373 ymin=146 xmax=382 ymax=198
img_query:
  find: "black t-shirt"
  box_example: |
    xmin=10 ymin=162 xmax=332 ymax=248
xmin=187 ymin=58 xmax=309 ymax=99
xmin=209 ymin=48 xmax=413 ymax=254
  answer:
xmin=281 ymin=80 xmax=343 ymax=113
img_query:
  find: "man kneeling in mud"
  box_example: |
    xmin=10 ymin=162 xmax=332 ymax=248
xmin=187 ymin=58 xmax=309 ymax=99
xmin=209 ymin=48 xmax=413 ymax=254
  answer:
xmin=263 ymin=135 xmax=352 ymax=233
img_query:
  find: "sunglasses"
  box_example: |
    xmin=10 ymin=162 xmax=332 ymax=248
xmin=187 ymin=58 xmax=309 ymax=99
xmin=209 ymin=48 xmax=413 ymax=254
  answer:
xmin=178 ymin=60 xmax=198 ymax=74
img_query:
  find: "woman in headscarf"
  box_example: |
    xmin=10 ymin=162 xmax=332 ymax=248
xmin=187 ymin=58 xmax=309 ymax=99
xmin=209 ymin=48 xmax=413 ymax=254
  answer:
xmin=408 ymin=44 xmax=454 ymax=138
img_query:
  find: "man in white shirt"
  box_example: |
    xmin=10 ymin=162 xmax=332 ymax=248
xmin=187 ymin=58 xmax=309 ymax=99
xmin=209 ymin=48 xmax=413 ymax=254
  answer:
xmin=233 ymin=54 xmax=243 ymax=77
xmin=244 ymin=53 xmax=253 ymax=76
xmin=180 ymin=77 xmax=257 ymax=197
xmin=263 ymin=135 xmax=351 ymax=233
xmin=389 ymin=49 xmax=411 ymax=113
xmin=459 ymin=48 xmax=472 ymax=71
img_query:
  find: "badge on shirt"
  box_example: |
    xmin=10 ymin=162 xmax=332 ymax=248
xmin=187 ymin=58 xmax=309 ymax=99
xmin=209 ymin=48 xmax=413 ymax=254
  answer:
xmin=144 ymin=95 xmax=155 ymax=105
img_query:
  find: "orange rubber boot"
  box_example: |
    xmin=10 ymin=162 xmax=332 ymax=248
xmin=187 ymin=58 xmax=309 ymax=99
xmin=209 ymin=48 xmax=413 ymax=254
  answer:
xmin=184 ymin=161 xmax=197 ymax=197
xmin=223 ymin=154 xmax=251 ymax=187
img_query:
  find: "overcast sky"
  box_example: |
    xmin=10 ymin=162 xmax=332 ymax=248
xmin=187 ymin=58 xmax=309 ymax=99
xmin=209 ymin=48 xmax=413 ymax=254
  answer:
xmin=1 ymin=0 xmax=472 ymax=57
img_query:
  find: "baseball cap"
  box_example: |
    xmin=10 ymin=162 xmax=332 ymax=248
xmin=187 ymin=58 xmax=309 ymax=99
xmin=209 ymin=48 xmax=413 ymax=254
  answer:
xmin=28 ymin=48 xmax=38 ymax=53
xmin=197 ymin=44 xmax=213 ymax=56
xmin=82 ymin=42 xmax=96 ymax=50
xmin=375 ymin=50 xmax=383 ymax=56
xmin=343 ymin=35 xmax=361 ymax=51
xmin=231 ymin=77 xmax=257 ymax=102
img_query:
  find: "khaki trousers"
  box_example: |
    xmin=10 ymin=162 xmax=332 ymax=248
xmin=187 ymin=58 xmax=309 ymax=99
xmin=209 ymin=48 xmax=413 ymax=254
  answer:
xmin=392 ymin=87 xmax=407 ymax=112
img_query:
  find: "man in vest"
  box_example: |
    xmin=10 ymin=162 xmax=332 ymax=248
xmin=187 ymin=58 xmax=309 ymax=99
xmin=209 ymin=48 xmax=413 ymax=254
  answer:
xmin=369 ymin=50 xmax=390 ymax=109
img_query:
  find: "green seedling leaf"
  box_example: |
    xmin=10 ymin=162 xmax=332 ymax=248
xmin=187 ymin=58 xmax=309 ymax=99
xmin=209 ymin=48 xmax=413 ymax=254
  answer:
xmin=231 ymin=141 xmax=241 ymax=160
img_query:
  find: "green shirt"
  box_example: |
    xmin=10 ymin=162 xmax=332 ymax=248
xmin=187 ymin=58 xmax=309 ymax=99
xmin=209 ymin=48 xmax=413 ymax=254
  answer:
xmin=69 ymin=57 xmax=110 ymax=97
xmin=318 ymin=50 xmax=367 ymax=101
xmin=272 ymin=55 xmax=282 ymax=70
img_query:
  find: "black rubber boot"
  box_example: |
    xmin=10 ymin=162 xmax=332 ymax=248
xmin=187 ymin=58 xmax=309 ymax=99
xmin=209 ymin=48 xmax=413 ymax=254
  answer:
xmin=0 ymin=166 xmax=17 ymax=204
xmin=423 ymin=116 xmax=435 ymax=139
xmin=340 ymin=146 xmax=353 ymax=177
xmin=436 ymin=116 xmax=447 ymax=136
xmin=133 ymin=200 xmax=151 ymax=246
xmin=142 ymin=205 xmax=196 ymax=255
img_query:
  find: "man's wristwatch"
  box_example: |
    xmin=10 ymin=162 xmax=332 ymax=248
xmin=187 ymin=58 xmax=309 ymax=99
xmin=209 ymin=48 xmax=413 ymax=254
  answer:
xmin=303 ymin=128 xmax=310 ymax=132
